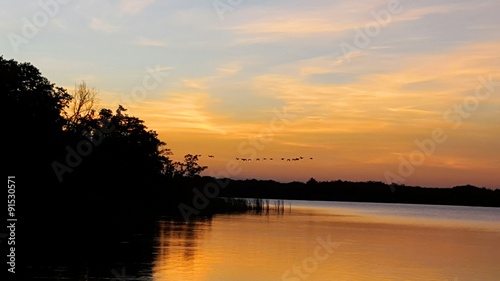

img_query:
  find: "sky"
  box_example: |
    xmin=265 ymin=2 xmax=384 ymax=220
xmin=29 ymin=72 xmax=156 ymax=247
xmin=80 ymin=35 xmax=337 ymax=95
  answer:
xmin=1 ymin=0 xmax=499 ymax=188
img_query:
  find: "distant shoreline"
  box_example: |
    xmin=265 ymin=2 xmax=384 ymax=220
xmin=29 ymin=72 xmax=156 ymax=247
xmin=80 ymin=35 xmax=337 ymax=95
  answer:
xmin=208 ymin=177 xmax=500 ymax=208
xmin=221 ymin=196 xmax=500 ymax=209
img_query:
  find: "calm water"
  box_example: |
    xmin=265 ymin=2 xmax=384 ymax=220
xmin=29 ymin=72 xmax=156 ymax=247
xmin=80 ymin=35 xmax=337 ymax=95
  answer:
xmin=28 ymin=201 xmax=500 ymax=280
xmin=151 ymin=201 xmax=500 ymax=281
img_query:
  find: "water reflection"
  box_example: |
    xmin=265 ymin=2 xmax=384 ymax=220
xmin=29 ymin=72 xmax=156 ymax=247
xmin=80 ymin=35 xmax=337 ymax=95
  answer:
xmin=152 ymin=202 xmax=500 ymax=281
xmin=156 ymin=219 xmax=212 ymax=264
xmin=22 ymin=202 xmax=500 ymax=280
xmin=153 ymin=209 xmax=288 ymax=281
xmin=22 ymin=217 xmax=159 ymax=281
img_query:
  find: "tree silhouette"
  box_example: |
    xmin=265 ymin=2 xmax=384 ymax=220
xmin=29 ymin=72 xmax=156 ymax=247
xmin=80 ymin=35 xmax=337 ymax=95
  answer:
xmin=171 ymin=154 xmax=207 ymax=178
xmin=2 ymin=56 xmax=71 ymax=185
xmin=64 ymin=81 xmax=98 ymax=133
xmin=306 ymin=177 xmax=318 ymax=185
xmin=2 ymin=57 xmax=185 ymax=216
xmin=67 ymin=105 xmax=171 ymax=190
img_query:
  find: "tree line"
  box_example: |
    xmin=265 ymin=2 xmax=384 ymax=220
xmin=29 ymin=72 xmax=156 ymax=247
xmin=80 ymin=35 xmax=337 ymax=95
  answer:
xmin=2 ymin=56 xmax=216 ymax=224
xmin=3 ymin=56 xmax=498 ymax=226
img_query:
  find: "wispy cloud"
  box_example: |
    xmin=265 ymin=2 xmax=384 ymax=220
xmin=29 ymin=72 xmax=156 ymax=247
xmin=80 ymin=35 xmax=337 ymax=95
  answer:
xmin=227 ymin=2 xmax=463 ymax=46
xmin=120 ymin=0 xmax=155 ymax=15
xmin=252 ymin=41 xmax=500 ymax=139
xmin=137 ymin=92 xmax=228 ymax=134
xmin=89 ymin=18 xmax=119 ymax=32
xmin=135 ymin=37 xmax=168 ymax=47
xmin=229 ymin=17 xmax=353 ymax=44
xmin=216 ymin=62 xmax=242 ymax=76
xmin=8 ymin=0 xmax=495 ymax=186
xmin=394 ymin=4 xmax=458 ymax=22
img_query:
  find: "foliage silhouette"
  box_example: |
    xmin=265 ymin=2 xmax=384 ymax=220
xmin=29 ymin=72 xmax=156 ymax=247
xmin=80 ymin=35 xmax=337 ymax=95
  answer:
xmin=2 ymin=56 xmax=233 ymax=222
xmin=3 ymin=56 xmax=499 ymax=217
xmin=171 ymin=154 xmax=208 ymax=178
xmin=2 ymin=56 xmax=70 ymax=183
xmin=64 ymin=81 xmax=98 ymax=133
xmin=218 ymin=179 xmax=500 ymax=207
xmin=3 ymin=56 xmax=499 ymax=280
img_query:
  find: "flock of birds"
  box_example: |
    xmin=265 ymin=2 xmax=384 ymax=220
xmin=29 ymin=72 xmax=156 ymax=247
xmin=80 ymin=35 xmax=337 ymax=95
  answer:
xmin=204 ymin=155 xmax=313 ymax=162
xmin=236 ymin=157 xmax=313 ymax=162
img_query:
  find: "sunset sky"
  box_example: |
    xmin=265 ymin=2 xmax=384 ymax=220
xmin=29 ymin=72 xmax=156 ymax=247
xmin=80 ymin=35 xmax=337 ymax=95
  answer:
xmin=2 ymin=0 xmax=499 ymax=188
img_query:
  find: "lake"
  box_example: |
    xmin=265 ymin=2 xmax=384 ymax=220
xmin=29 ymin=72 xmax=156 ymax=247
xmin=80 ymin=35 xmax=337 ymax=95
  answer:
xmin=25 ymin=201 xmax=500 ymax=280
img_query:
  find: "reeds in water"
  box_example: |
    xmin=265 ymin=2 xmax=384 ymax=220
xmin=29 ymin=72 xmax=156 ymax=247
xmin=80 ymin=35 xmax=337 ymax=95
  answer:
xmin=215 ymin=198 xmax=289 ymax=214
xmin=245 ymin=198 xmax=286 ymax=214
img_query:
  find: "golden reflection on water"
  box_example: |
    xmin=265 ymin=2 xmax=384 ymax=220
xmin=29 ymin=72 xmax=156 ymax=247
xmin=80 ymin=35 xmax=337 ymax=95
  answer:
xmin=152 ymin=204 xmax=500 ymax=281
